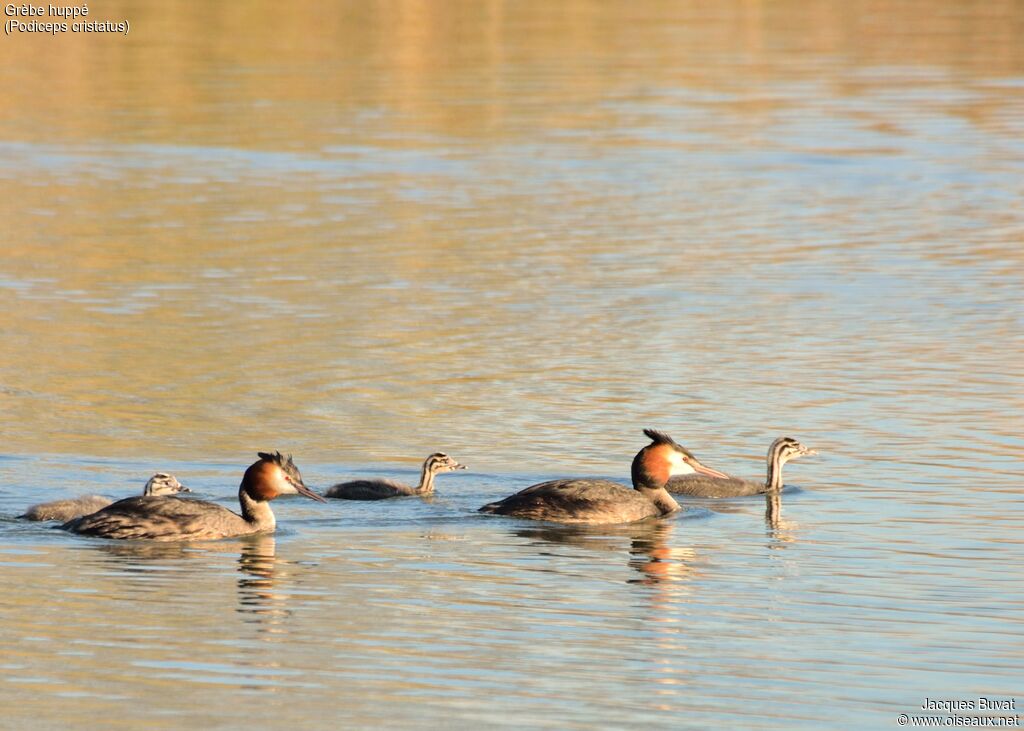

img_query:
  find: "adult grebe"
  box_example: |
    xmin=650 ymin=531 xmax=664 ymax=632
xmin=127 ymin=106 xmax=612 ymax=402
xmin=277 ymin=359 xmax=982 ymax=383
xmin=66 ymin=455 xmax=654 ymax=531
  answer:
xmin=63 ymin=452 xmax=325 ymax=541
xmin=666 ymin=437 xmax=815 ymax=497
xmin=21 ymin=473 xmax=190 ymax=522
xmin=478 ymin=429 xmax=727 ymax=524
xmin=325 ymin=452 xmax=466 ymax=500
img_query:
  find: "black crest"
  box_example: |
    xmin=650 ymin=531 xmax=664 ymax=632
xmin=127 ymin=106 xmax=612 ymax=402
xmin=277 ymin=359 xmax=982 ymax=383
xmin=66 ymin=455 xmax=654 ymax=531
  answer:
xmin=257 ymin=451 xmax=303 ymax=481
xmin=642 ymin=429 xmax=695 ymax=458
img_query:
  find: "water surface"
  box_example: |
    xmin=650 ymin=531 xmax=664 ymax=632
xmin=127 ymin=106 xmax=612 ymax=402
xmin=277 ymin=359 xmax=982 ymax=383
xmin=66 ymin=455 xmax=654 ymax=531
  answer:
xmin=1 ymin=1 xmax=1022 ymax=728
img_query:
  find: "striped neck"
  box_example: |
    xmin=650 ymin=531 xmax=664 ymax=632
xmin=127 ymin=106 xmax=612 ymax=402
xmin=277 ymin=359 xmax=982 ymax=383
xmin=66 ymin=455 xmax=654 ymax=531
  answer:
xmin=766 ymin=445 xmax=785 ymax=490
xmin=416 ymin=463 xmax=436 ymax=494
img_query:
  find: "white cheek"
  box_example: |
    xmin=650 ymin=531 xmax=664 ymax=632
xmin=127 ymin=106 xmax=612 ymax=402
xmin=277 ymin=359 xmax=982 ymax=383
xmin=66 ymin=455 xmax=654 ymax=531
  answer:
xmin=669 ymin=455 xmax=695 ymax=476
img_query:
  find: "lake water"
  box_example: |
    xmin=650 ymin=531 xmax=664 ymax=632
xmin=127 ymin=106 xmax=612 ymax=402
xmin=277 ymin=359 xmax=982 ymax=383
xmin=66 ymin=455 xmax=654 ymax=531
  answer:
xmin=1 ymin=1 xmax=1022 ymax=728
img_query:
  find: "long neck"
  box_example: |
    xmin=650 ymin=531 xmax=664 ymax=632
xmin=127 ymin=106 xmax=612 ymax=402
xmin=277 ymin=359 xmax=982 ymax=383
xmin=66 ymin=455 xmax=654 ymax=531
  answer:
xmin=415 ymin=464 xmax=437 ymax=494
xmin=639 ymin=486 xmax=680 ymax=515
xmin=239 ymin=486 xmax=276 ymax=531
xmin=766 ymin=448 xmax=785 ymax=490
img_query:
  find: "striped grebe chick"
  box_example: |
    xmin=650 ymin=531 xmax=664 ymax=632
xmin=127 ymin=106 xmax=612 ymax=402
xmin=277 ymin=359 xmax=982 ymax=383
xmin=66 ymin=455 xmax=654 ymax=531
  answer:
xmin=666 ymin=437 xmax=816 ymax=498
xmin=63 ymin=452 xmax=325 ymax=541
xmin=20 ymin=473 xmax=190 ymax=522
xmin=325 ymin=452 xmax=466 ymax=500
xmin=479 ymin=429 xmax=727 ymax=525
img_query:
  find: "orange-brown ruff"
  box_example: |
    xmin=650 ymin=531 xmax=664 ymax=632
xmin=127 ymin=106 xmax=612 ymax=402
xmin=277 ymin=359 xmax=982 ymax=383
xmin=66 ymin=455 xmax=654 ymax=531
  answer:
xmin=63 ymin=453 xmax=325 ymax=541
xmin=478 ymin=429 xmax=723 ymax=525
xmin=20 ymin=473 xmax=189 ymax=522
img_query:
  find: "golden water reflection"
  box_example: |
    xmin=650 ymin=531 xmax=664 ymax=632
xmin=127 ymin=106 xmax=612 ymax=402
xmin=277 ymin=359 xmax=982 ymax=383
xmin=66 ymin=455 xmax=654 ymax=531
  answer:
xmin=513 ymin=519 xmax=700 ymax=587
xmin=764 ymin=489 xmax=800 ymax=547
xmin=236 ymin=535 xmax=294 ymax=635
xmin=0 ymin=0 xmax=1021 ymax=473
xmin=1 ymin=1 xmax=1022 ymax=728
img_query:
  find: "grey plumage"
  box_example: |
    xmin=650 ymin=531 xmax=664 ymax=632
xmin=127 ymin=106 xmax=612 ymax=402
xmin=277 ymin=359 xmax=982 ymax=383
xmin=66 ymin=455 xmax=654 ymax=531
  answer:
xmin=62 ymin=452 xmax=323 ymax=541
xmin=667 ymin=437 xmax=815 ymax=498
xmin=479 ymin=479 xmax=667 ymax=524
xmin=62 ymin=495 xmax=251 ymax=541
xmin=20 ymin=473 xmax=189 ymax=522
xmin=325 ymin=452 xmax=466 ymax=500
xmin=478 ymin=428 xmax=686 ymax=525
xmin=665 ymin=474 xmax=767 ymax=498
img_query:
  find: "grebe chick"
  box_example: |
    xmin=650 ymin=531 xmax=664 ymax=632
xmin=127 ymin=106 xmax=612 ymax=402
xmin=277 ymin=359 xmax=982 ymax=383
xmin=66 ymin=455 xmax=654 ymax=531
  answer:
xmin=324 ymin=452 xmax=466 ymax=500
xmin=666 ymin=437 xmax=816 ymax=498
xmin=20 ymin=473 xmax=190 ymax=522
xmin=62 ymin=452 xmax=325 ymax=541
xmin=479 ymin=429 xmax=728 ymax=525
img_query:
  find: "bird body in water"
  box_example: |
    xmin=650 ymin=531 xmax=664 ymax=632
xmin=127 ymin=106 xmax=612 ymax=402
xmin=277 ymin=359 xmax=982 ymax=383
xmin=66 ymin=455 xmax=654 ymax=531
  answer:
xmin=63 ymin=453 xmax=325 ymax=541
xmin=325 ymin=453 xmax=466 ymax=500
xmin=20 ymin=473 xmax=189 ymax=522
xmin=666 ymin=437 xmax=816 ymax=498
xmin=479 ymin=429 xmax=728 ymax=525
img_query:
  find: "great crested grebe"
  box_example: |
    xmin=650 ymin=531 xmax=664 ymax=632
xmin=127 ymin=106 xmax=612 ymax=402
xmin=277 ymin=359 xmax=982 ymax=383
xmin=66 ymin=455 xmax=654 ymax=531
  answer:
xmin=324 ymin=452 xmax=466 ymax=500
xmin=62 ymin=452 xmax=325 ymax=541
xmin=478 ymin=429 xmax=727 ymax=525
xmin=20 ymin=473 xmax=190 ymax=522
xmin=666 ymin=437 xmax=816 ymax=498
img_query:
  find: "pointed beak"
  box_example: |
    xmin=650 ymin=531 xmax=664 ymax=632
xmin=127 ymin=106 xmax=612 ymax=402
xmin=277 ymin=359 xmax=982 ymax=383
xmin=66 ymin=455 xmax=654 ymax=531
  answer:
xmin=178 ymin=484 xmax=192 ymax=493
xmin=454 ymin=462 xmax=467 ymax=470
xmin=689 ymin=458 xmax=729 ymax=479
xmin=800 ymin=447 xmax=818 ymax=457
xmin=294 ymin=480 xmax=327 ymax=503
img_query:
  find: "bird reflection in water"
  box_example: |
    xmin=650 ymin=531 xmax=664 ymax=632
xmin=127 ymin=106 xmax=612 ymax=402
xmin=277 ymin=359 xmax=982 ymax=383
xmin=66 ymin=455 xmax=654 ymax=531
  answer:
xmin=765 ymin=488 xmax=799 ymax=546
xmin=92 ymin=540 xmax=200 ymax=564
xmin=236 ymin=534 xmax=293 ymax=635
xmin=512 ymin=519 xmax=702 ymax=709
xmin=512 ymin=519 xmax=699 ymax=587
xmin=626 ymin=521 xmax=695 ymax=586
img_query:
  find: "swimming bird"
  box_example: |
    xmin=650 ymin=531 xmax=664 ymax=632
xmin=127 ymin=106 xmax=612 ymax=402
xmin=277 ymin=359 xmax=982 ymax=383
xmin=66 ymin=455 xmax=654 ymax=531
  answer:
xmin=478 ymin=429 xmax=727 ymax=524
xmin=324 ymin=452 xmax=466 ymax=500
xmin=62 ymin=452 xmax=325 ymax=541
xmin=666 ymin=437 xmax=816 ymax=498
xmin=20 ymin=473 xmax=190 ymax=522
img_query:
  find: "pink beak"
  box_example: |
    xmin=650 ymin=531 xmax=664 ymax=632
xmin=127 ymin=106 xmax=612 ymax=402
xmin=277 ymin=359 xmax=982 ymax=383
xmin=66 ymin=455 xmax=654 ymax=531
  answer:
xmin=690 ymin=460 xmax=729 ymax=479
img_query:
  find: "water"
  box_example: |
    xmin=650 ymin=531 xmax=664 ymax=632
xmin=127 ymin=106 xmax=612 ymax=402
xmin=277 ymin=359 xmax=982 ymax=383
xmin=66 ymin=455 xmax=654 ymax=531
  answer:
xmin=1 ymin=1 xmax=1022 ymax=728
